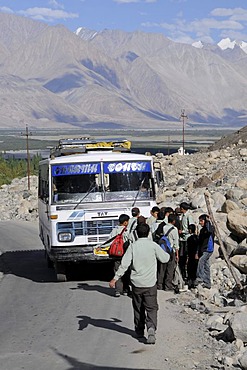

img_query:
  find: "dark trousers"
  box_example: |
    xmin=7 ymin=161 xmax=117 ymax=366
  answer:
xmin=187 ymin=257 xmax=198 ymax=282
xmin=114 ymin=260 xmax=130 ymax=293
xmin=179 ymin=241 xmax=188 ymax=281
xmin=132 ymin=284 xmax=158 ymax=333
xmin=157 ymin=252 xmax=176 ymax=290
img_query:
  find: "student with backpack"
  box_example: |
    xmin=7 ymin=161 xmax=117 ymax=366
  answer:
xmin=151 ymin=209 xmax=166 ymax=239
xmin=109 ymin=223 xmax=170 ymax=344
xmin=127 ymin=207 xmax=140 ymax=243
xmin=109 ymin=214 xmax=130 ymax=297
xmin=156 ymin=214 xmax=179 ymax=291
xmin=195 ymin=214 xmax=215 ymax=289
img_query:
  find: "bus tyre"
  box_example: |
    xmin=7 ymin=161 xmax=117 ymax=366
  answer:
xmin=55 ymin=262 xmax=67 ymax=282
xmin=45 ymin=251 xmax=53 ymax=268
xmin=56 ymin=273 xmax=67 ymax=282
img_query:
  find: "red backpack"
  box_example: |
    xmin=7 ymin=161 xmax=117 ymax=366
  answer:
xmin=108 ymin=227 xmax=127 ymax=257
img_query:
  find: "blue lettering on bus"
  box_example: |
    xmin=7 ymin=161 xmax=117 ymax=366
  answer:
xmin=52 ymin=163 xmax=100 ymax=176
xmin=103 ymin=161 xmax=151 ymax=174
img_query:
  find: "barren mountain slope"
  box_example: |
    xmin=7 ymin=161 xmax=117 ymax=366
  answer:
xmin=0 ymin=13 xmax=247 ymax=128
xmin=208 ymin=125 xmax=247 ymax=150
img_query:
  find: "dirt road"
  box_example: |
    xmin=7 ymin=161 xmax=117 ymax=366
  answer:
xmin=0 ymin=221 xmax=217 ymax=370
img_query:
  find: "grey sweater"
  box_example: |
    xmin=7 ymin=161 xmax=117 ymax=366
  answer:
xmin=114 ymin=237 xmax=170 ymax=288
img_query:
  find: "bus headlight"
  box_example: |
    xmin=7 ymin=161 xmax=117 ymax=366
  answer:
xmin=58 ymin=232 xmax=72 ymax=242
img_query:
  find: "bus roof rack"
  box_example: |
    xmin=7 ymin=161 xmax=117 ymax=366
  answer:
xmin=50 ymin=138 xmax=131 ymax=157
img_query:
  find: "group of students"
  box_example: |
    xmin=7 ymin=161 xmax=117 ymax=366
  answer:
xmin=108 ymin=202 xmax=215 ymax=344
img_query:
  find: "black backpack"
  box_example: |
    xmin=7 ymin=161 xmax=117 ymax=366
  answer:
xmin=152 ymin=221 xmax=166 ymax=243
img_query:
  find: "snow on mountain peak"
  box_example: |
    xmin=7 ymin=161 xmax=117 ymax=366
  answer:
xmin=75 ymin=27 xmax=99 ymax=40
xmin=192 ymin=37 xmax=247 ymax=54
xmin=192 ymin=40 xmax=203 ymax=49
xmin=217 ymin=38 xmax=235 ymax=50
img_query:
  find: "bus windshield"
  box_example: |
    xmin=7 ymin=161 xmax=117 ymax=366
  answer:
xmin=104 ymin=172 xmax=152 ymax=201
xmin=51 ymin=160 xmax=153 ymax=204
xmin=52 ymin=173 xmax=102 ymax=203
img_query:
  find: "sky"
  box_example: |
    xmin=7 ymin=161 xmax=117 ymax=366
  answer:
xmin=0 ymin=0 xmax=247 ymax=44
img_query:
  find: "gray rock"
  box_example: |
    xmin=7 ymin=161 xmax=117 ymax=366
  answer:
xmin=229 ymin=312 xmax=247 ymax=342
xmin=193 ymin=175 xmax=213 ymax=188
xmin=227 ymin=210 xmax=247 ymax=239
xmin=221 ymin=199 xmax=239 ymax=213
xmin=239 ymin=349 xmax=247 ymax=370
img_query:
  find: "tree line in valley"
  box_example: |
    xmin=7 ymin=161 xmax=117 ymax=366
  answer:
xmin=0 ymin=154 xmax=41 ymax=187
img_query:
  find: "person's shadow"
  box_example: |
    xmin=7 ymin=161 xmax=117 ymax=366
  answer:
xmin=71 ymin=283 xmax=113 ymax=296
xmin=77 ymin=315 xmax=146 ymax=343
xmin=51 ymin=347 xmax=155 ymax=369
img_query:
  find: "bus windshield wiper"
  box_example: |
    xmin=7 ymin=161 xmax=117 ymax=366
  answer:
xmin=132 ymin=178 xmax=145 ymax=207
xmin=74 ymin=183 xmax=97 ymax=209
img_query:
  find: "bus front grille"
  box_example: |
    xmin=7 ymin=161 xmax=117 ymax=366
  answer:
xmin=57 ymin=219 xmax=118 ymax=238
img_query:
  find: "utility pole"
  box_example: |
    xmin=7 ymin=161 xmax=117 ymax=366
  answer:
xmin=167 ymin=135 xmax=170 ymax=155
xmin=180 ymin=109 xmax=188 ymax=155
xmin=21 ymin=124 xmax=31 ymax=191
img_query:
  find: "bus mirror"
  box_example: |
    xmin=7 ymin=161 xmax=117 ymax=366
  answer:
xmin=95 ymin=174 xmax=101 ymax=188
xmin=104 ymin=174 xmax=109 ymax=189
xmin=155 ymin=170 xmax=164 ymax=187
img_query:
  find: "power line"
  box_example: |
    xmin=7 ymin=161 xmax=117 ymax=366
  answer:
xmin=21 ymin=123 xmax=32 ymax=191
xmin=180 ymin=109 xmax=188 ymax=155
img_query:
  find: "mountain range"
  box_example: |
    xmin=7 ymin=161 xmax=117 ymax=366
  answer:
xmin=0 ymin=12 xmax=247 ymax=130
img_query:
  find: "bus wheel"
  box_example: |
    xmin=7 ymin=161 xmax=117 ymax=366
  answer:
xmin=55 ymin=262 xmax=67 ymax=282
xmin=45 ymin=251 xmax=53 ymax=268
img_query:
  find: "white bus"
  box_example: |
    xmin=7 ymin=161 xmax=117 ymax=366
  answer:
xmin=38 ymin=138 xmax=163 ymax=281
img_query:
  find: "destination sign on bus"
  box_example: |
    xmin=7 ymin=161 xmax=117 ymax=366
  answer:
xmin=52 ymin=163 xmax=100 ymax=176
xmin=104 ymin=161 xmax=151 ymax=173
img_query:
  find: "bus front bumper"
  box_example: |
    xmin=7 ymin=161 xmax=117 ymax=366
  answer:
xmin=49 ymin=246 xmax=112 ymax=262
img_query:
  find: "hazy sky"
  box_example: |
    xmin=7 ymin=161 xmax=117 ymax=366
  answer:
xmin=1 ymin=0 xmax=247 ymax=44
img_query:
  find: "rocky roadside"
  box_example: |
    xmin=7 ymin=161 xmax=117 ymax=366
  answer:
xmin=0 ymin=142 xmax=246 ymax=368
xmin=154 ymin=144 xmax=247 ymax=369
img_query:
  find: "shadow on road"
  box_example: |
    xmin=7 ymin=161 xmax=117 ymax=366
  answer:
xmin=70 ymin=282 xmax=114 ymax=297
xmin=0 ymin=250 xmax=115 ymax=283
xmin=77 ymin=315 xmax=135 ymax=337
xmin=52 ymin=347 xmax=155 ymax=370
xmin=67 ymin=261 xmax=114 ymax=282
xmin=0 ymin=249 xmax=56 ymax=283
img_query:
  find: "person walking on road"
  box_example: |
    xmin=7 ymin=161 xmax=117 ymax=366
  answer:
xmin=109 ymin=223 xmax=170 ymax=344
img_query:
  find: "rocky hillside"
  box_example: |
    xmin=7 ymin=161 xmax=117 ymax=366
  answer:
xmin=155 ymin=143 xmax=247 ymax=368
xmin=208 ymin=125 xmax=247 ymax=151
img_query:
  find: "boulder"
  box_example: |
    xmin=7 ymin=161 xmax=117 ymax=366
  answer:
xmin=225 ymin=189 xmax=244 ymax=201
xmin=229 ymin=312 xmax=247 ymax=342
xmin=239 ymin=349 xmax=247 ymax=370
xmin=211 ymin=191 xmax=226 ymax=211
xmin=211 ymin=169 xmax=225 ymax=181
xmin=236 ymin=179 xmax=247 ymax=190
xmin=221 ymin=199 xmax=239 ymax=213
xmin=227 ymin=210 xmax=247 ymax=239
xmin=193 ymin=176 xmax=213 ymax=188
xmin=230 ymin=255 xmax=247 ymax=274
